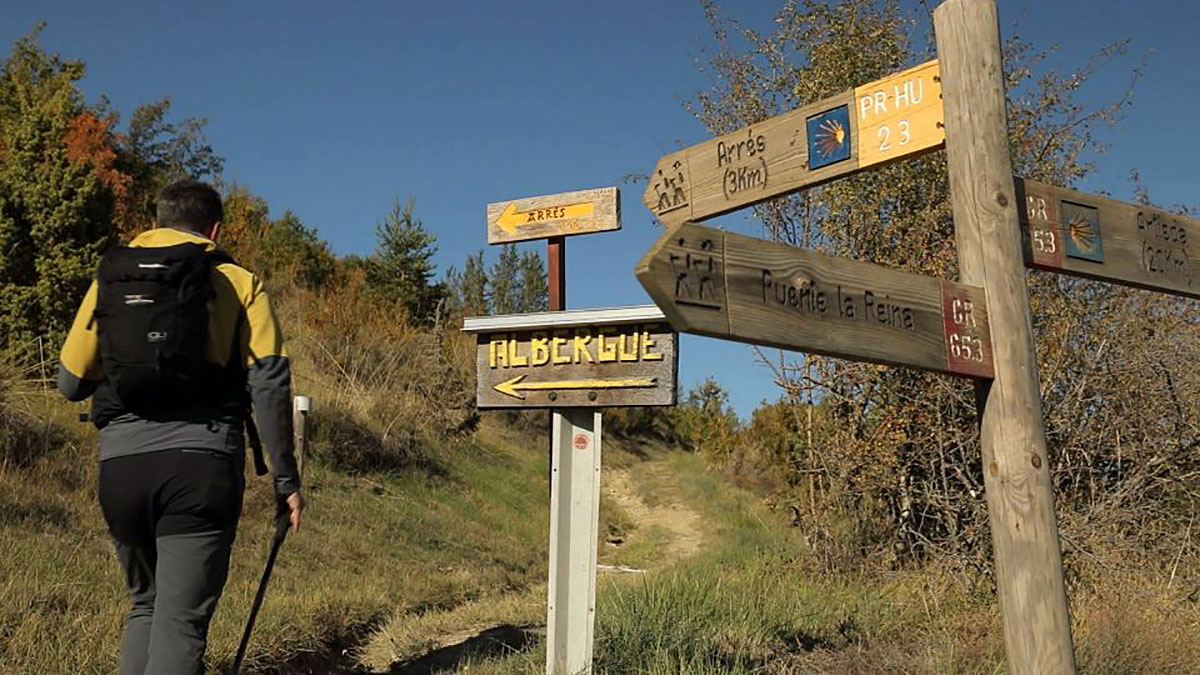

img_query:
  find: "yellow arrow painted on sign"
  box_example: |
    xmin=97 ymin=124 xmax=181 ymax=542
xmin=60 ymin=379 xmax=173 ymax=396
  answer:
xmin=494 ymin=375 xmax=657 ymax=400
xmin=494 ymin=201 xmax=597 ymax=235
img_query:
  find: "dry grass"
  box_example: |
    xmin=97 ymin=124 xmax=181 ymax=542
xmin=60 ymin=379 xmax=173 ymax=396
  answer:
xmin=359 ymin=587 xmax=544 ymax=671
xmin=3 ymin=349 xmax=1197 ymax=673
xmin=454 ymin=452 xmax=1200 ymax=675
xmin=274 ymin=284 xmax=479 ymax=450
xmin=0 ymin=383 xmax=554 ymax=674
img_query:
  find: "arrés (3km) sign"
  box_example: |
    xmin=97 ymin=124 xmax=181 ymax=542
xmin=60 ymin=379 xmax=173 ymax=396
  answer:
xmin=636 ymin=222 xmax=993 ymax=379
xmin=643 ymin=60 xmax=944 ymax=227
xmin=1016 ymin=176 xmax=1199 ymax=299
xmin=486 ymin=187 xmax=620 ymax=245
xmin=462 ymin=306 xmax=678 ymax=408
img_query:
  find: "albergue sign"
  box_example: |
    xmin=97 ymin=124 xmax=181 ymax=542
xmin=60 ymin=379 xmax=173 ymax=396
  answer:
xmin=463 ymin=306 xmax=678 ymax=409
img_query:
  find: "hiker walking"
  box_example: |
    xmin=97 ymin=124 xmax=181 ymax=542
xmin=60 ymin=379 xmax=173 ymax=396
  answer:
xmin=58 ymin=179 xmax=304 ymax=674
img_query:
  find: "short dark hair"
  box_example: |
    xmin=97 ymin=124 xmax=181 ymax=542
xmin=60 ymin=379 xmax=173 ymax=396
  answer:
xmin=156 ymin=179 xmax=223 ymax=232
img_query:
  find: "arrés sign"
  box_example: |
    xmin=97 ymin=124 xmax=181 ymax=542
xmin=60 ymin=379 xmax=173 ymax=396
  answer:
xmin=463 ymin=306 xmax=678 ymax=408
xmin=636 ymin=222 xmax=993 ymax=379
xmin=644 ymin=61 xmax=944 ymax=227
xmin=486 ymin=187 xmax=620 ymax=245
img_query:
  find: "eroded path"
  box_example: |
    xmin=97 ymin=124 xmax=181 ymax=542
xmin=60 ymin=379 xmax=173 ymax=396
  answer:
xmin=601 ymin=464 xmax=704 ymax=565
xmin=358 ymin=452 xmax=709 ymax=673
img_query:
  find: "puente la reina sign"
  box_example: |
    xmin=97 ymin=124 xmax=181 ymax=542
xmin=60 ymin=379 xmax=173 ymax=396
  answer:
xmin=637 ymin=222 xmax=993 ymax=379
xmin=463 ymin=306 xmax=678 ymax=409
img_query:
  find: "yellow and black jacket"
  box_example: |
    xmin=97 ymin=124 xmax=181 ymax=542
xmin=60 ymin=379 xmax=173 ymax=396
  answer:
xmin=58 ymin=228 xmax=300 ymax=495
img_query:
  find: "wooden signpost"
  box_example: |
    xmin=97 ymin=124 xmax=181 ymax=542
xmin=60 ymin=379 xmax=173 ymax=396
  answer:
xmin=487 ymin=187 xmax=620 ymax=245
xmin=936 ymin=1 xmax=1075 ymax=672
xmin=631 ymin=1 xmax=1092 ymax=672
xmin=481 ymin=186 xmax=632 ymax=675
xmin=1017 ymin=176 xmax=1198 ymax=298
xmin=464 ymin=307 xmax=677 ymax=675
xmin=643 ymin=60 xmax=944 ymax=227
xmin=637 ymin=222 xmax=993 ymax=378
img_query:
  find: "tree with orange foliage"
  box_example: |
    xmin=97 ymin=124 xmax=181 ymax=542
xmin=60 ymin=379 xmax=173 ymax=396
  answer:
xmin=0 ymin=26 xmax=225 ymax=360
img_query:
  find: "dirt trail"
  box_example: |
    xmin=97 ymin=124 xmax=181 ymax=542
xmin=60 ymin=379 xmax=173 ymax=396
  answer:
xmin=355 ymin=456 xmax=707 ymax=673
xmin=603 ymin=465 xmax=704 ymax=562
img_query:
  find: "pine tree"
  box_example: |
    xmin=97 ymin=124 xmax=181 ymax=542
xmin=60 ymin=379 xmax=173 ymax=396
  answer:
xmin=517 ymin=250 xmax=548 ymax=312
xmin=364 ymin=197 xmax=445 ymax=322
xmin=443 ymin=265 xmax=463 ymax=316
xmin=460 ymin=250 xmax=489 ymax=315
xmin=489 ymin=244 xmax=521 ymax=315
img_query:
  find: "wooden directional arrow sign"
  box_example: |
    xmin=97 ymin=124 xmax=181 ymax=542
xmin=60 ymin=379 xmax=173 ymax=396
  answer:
xmin=462 ymin=306 xmax=678 ymax=408
xmin=636 ymin=222 xmax=994 ymax=379
xmin=1016 ymin=176 xmax=1199 ymax=298
xmin=644 ymin=60 xmax=944 ymax=227
xmin=486 ymin=187 xmax=620 ymax=245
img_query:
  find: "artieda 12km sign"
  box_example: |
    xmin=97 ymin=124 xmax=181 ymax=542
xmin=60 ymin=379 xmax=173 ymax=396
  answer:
xmin=463 ymin=306 xmax=678 ymax=409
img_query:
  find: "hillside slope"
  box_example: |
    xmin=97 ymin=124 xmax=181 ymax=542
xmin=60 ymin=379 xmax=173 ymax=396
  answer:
xmin=1 ymin=393 xmax=557 ymax=674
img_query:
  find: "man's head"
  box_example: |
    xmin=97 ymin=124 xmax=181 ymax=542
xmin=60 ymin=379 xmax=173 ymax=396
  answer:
xmin=156 ymin=179 xmax=223 ymax=240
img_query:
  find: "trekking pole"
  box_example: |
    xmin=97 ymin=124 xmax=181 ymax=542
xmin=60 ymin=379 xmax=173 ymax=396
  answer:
xmin=231 ymin=395 xmax=310 ymax=674
xmin=230 ymin=499 xmax=290 ymax=675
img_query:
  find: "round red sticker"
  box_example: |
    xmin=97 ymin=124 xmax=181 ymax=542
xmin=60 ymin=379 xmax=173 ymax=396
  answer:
xmin=573 ymin=434 xmax=589 ymax=450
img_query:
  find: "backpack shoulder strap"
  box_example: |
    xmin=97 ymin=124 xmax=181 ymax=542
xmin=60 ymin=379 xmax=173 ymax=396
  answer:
xmin=206 ymin=247 xmax=237 ymax=268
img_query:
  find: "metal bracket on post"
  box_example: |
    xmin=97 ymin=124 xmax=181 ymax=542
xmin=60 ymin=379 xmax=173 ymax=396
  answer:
xmin=545 ymin=409 xmax=602 ymax=675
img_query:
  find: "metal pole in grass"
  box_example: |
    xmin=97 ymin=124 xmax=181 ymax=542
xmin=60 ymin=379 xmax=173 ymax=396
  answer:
xmin=230 ymin=395 xmax=310 ymax=675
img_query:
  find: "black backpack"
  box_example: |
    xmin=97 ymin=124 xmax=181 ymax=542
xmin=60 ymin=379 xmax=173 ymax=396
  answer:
xmin=93 ymin=242 xmax=231 ymax=414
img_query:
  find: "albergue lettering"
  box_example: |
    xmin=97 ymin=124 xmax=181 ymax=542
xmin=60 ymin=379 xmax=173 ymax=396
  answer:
xmin=490 ymin=325 xmax=666 ymax=369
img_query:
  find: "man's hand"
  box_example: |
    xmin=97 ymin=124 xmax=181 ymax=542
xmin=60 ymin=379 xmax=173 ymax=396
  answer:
xmin=284 ymin=491 xmax=304 ymax=533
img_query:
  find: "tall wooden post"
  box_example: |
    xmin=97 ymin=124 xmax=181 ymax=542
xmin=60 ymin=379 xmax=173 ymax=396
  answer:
xmin=548 ymin=236 xmax=566 ymax=312
xmin=934 ymin=1 xmax=1076 ymax=672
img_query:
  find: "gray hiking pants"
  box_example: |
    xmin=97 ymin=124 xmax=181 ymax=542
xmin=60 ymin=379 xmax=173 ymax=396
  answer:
xmin=100 ymin=449 xmax=244 ymax=675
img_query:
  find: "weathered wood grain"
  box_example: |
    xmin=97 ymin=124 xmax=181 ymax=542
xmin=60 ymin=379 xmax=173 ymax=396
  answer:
xmin=1016 ymin=176 xmax=1199 ymax=298
xmin=936 ymin=1 xmax=1077 ymax=672
xmin=474 ymin=323 xmax=677 ymax=409
xmin=486 ymin=187 xmax=620 ymax=245
xmin=642 ymin=61 xmax=943 ymax=227
xmin=636 ymin=222 xmax=993 ymax=379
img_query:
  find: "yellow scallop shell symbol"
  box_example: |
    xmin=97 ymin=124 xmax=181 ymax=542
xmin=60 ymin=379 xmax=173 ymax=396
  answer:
xmin=1067 ymin=214 xmax=1099 ymax=253
xmin=816 ymin=118 xmax=846 ymax=157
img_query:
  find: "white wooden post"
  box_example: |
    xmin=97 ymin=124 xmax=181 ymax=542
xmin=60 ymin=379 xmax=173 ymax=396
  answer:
xmin=545 ymin=408 xmax=603 ymax=675
xmin=293 ymin=395 xmax=311 ymax=479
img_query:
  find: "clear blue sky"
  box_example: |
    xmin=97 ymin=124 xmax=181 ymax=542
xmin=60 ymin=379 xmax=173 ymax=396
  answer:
xmin=6 ymin=1 xmax=1196 ymax=418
